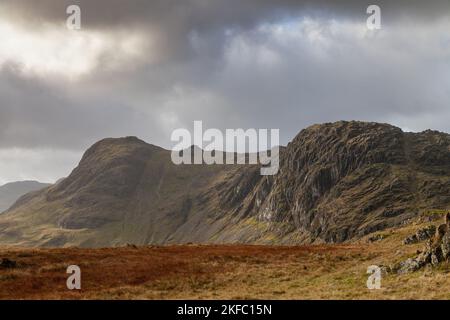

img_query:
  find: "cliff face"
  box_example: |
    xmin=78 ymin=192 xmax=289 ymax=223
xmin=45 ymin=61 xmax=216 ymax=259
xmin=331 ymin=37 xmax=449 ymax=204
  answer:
xmin=0 ymin=121 xmax=449 ymax=247
xmin=238 ymin=122 xmax=450 ymax=243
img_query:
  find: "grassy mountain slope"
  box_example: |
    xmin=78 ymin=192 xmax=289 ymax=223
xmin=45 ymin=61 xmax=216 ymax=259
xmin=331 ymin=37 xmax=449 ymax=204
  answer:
xmin=0 ymin=121 xmax=449 ymax=247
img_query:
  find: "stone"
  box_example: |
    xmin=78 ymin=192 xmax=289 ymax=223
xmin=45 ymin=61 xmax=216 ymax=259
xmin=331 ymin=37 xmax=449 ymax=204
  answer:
xmin=368 ymin=234 xmax=385 ymax=243
xmin=441 ymin=232 xmax=450 ymax=261
xmin=403 ymin=234 xmax=418 ymax=245
xmin=0 ymin=258 xmax=17 ymax=269
xmin=416 ymin=225 xmax=436 ymax=241
xmin=397 ymin=258 xmax=422 ymax=274
xmin=403 ymin=225 xmax=436 ymax=245
xmin=379 ymin=265 xmax=391 ymax=275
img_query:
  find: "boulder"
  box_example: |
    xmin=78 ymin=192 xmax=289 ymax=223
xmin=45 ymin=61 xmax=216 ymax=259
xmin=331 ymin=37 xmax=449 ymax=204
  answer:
xmin=403 ymin=225 xmax=436 ymax=245
xmin=441 ymin=229 xmax=450 ymax=261
xmin=416 ymin=225 xmax=437 ymax=241
xmin=397 ymin=258 xmax=424 ymax=274
xmin=0 ymin=258 xmax=17 ymax=269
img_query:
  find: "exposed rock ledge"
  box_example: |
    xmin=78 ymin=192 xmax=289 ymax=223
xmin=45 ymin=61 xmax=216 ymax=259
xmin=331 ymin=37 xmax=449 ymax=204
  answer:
xmin=394 ymin=213 xmax=450 ymax=274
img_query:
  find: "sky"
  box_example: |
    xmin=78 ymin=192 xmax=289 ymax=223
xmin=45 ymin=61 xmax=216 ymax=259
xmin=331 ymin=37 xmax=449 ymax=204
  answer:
xmin=0 ymin=0 xmax=449 ymax=184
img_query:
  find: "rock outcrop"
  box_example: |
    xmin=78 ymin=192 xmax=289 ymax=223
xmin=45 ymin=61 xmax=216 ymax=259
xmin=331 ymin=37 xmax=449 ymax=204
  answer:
xmin=237 ymin=121 xmax=450 ymax=243
xmin=403 ymin=225 xmax=436 ymax=245
xmin=396 ymin=213 xmax=450 ymax=273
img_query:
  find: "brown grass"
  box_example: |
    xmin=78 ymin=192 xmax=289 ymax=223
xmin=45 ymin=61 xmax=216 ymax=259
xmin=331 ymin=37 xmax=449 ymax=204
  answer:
xmin=0 ymin=222 xmax=449 ymax=300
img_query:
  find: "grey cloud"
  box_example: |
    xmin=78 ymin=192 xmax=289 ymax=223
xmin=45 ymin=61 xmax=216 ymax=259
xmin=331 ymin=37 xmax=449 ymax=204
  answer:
xmin=3 ymin=1 xmax=450 ymax=62
xmin=5 ymin=0 xmax=450 ymax=27
xmin=0 ymin=148 xmax=80 ymax=185
xmin=0 ymin=64 xmax=164 ymax=150
xmin=0 ymin=0 xmax=449 ymax=182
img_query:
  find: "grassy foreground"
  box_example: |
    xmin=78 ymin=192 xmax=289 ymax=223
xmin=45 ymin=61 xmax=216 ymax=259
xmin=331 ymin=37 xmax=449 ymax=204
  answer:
xmin=0 ymin=221 xmax=449 ymax=299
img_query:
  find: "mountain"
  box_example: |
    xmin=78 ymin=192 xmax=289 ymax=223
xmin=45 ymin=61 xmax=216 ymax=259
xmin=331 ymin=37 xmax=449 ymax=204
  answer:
xmin=0 ymin=121 xmax=449 ymax=247
xmin=0 ymin=181 xmax=51 ymax=213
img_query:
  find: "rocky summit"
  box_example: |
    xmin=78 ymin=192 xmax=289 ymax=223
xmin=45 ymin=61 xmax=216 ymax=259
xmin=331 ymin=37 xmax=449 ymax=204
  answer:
xmin=0 ymin=121 xmax=449 ymax=247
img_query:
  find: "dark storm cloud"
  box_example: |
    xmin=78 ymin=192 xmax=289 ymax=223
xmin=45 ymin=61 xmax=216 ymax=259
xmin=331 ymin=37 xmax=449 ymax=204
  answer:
xmin=0 ymin=0 xmax=449 ymax=182
xmin=3 ymin=0 xmax=450 ymax=61
xmin=5 ymin=0 xmax=450 ymax=26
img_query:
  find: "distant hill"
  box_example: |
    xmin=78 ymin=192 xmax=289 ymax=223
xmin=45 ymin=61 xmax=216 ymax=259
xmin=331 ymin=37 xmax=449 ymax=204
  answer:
xmin=0 ymin=181 xmax=51 ymax=213
xmin=0 ymin=121 xmax=449 ymax=247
